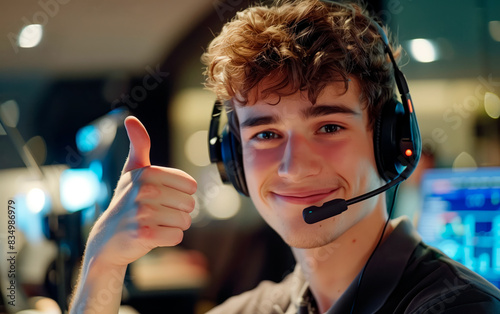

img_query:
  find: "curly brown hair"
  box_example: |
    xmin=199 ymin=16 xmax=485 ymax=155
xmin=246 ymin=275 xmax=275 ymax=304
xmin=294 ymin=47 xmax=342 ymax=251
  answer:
xmin=201 ymin=0 xmax=400 ymax=127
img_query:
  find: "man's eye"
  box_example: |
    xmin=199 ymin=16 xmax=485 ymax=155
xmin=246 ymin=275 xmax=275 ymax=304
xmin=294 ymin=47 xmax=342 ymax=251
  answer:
xmin=254 ymin=131 xmax=279 ymax=140
xmin=318 ymin=124 xmax=342 ymax=134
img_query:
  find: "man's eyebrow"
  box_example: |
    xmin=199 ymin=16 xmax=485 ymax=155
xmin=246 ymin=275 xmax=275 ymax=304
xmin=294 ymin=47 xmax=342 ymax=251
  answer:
xmin=239 ymin=104 xmax=358 ymax=128
xmin=301 ymin=104 xmax=360 ymax=118
xmin=240 ymin=115 xmax=279 ymax=128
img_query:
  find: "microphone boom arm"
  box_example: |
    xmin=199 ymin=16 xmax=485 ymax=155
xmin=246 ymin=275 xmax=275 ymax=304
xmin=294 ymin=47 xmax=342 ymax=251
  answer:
xmin=303 ymin=176 xmax=405 ymax=224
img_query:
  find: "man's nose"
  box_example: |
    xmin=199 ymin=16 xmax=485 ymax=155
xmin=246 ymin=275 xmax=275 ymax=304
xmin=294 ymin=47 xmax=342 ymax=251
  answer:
xmin=278 ymin=133 xmax=322 ymax=181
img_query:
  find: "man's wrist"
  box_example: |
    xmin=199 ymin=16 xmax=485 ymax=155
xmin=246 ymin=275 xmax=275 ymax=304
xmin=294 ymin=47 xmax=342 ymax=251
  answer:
xmin=70 ymin=254 xmax=127 ymax=313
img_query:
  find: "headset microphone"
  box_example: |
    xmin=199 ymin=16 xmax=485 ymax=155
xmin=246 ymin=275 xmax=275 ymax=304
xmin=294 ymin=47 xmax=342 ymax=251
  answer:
xmin=302 ymin=176 xmax=405 ymax=224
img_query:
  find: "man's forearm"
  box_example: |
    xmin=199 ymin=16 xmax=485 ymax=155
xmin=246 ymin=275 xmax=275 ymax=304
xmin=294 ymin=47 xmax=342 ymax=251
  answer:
xmin=69 ymin=255 xmax=127 ymax=314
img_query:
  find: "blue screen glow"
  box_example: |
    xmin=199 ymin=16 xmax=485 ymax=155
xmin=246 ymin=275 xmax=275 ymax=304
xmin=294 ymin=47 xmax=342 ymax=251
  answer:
xmin=60 ymin=168 xmax=100 ymax=212
xmin=418 ymin=167 xmax=500 ymax=288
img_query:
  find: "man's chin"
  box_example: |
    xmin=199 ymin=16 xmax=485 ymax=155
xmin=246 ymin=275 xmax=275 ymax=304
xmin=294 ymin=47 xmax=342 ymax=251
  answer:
xmin=283 ymin=233 xmax=337 ymax=249
xmin=288 ymin=242 xmax=326 ymax=249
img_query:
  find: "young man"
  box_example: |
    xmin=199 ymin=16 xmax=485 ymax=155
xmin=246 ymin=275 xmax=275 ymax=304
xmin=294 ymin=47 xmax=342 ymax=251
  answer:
xmin=70 ymin=0 xmax=500 ymax=313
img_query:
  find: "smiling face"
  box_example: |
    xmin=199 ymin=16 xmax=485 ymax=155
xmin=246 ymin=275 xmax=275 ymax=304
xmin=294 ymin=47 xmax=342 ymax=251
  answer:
xmin=235 ymin=78 xmax=386 ymax=248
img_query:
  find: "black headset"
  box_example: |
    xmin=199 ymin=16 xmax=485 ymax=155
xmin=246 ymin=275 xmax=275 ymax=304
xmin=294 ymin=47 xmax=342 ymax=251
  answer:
xmin=208 ymin=12 xmax=421 ymax=197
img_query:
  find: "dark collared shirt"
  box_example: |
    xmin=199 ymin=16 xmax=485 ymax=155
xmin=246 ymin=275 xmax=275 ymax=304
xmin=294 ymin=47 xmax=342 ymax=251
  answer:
xmin=207 ymin=217 xmax=500 ymax=313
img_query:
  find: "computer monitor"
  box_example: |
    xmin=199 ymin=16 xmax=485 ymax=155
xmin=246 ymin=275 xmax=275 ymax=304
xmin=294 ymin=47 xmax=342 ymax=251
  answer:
xmin=418 ymin=167 xmax=500 ymax=289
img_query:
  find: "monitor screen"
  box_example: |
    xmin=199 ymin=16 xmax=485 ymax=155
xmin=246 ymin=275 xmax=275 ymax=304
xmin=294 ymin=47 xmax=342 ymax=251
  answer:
xmin=417 ymin=167 xmax=500 ymax=289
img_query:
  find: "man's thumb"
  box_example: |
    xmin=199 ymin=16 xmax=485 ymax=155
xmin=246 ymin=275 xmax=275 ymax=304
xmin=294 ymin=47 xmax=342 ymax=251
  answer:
xmin=123 ymin=116 xmax=151 ymax=173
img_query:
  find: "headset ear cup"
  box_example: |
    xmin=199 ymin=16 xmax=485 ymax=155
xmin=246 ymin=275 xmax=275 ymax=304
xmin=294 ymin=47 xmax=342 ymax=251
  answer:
xmin=374 ymin=99 xmax=406 ymax=181
xmin=220 ymin=125 xmax=249 ymax=196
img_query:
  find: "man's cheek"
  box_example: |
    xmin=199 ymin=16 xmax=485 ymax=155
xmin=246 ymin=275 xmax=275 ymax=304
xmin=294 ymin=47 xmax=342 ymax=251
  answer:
xmin=243 ymin=146 xmax=281 ymax=171
xmin=243 ymin=148 xmax=281 ymax=198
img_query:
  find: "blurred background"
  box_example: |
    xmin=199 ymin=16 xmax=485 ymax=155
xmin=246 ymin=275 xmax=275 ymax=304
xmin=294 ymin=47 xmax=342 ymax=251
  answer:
xmin=0 ymin=0 xmax=499 ymax=313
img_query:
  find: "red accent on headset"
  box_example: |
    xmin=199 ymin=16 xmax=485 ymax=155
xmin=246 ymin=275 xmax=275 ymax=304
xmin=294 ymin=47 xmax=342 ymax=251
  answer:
xmin=407 ymin=99 xmax=413 ymax=113
xmin=405 ymin=149 xmax=413 ymax=157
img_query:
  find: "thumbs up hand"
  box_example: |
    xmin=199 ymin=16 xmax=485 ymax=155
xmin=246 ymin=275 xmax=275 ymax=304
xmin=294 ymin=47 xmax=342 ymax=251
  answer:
xmin=85 ymin=116 xmax=197 ymax=267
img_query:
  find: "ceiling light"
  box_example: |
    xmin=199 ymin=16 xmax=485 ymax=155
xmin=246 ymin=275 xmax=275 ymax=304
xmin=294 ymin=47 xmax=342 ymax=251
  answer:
xmin=0 ymin=100 xmax=20 ymax=128
xmin=18 ymin=24 xmax=43 ymax=48
xmin=489 ymin=21 xmax=500 ymax=42
xmin=452 ymin=152 xmax=477 ymax=170
xmin=26 ymin=188 xmax=47 ymax=214
xmin=185 ymin=130 xmax=210 ymax=167
xmin=205 ymin=185 xmax=241 ymax=220
xmin=408 ymin=38 xmax=439 ymax=63
xmin=484 ymin=92 xmax=500 ymax=119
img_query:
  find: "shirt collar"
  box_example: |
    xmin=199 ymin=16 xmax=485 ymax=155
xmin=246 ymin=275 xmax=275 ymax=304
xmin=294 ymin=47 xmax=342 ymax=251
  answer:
xmin=327 ymin=216 xmax=422 ymax=313
xmin=286 ymin=217 xmax=422 ymax=314
xmin=285 ymin=264 xmax=310 ymax=314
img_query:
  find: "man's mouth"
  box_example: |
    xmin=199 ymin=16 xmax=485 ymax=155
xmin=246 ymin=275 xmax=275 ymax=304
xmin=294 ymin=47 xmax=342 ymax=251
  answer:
xmin=271 ymin=188 xmax=339 ymax=205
